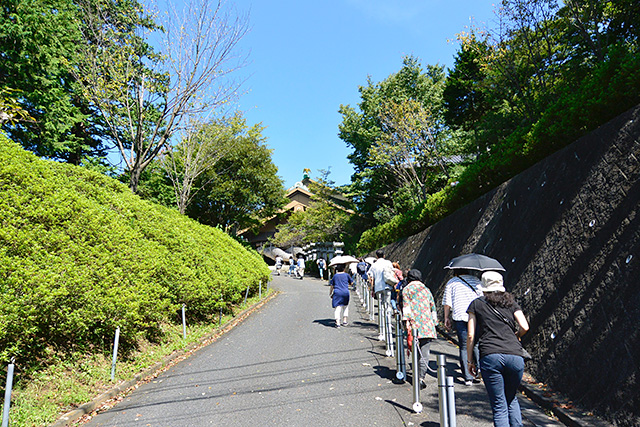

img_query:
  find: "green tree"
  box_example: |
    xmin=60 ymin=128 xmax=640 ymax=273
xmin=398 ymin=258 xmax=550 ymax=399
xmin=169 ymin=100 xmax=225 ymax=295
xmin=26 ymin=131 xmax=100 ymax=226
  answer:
xmin=338 ymin=56 xmax=450 ymax=222
xmin=160 ymin=115 xmax=244 ymax=215
xmin=185 ymin=118 xmax=286 ymax=235
xmin=0 ymin=0 xmax=106 ymax=163
xmin=442 ymin=35 xmax=490 ymax=156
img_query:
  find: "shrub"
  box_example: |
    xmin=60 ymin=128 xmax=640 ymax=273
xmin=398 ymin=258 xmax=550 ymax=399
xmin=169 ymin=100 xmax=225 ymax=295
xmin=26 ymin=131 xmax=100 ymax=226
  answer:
xmin=0 ymin=137 xmax=270 ymax=368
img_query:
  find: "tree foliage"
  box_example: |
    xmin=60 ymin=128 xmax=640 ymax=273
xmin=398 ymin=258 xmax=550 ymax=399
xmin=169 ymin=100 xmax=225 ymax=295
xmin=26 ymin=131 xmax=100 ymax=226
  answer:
xmin=0 ymin=0 xmax=106 ymax=163
xmin=351 ymin=0 xmax=640 ymax=252
xmin=338 ymin=56 xmax=453 ymax=223
xmin=71 ymin=0 xmax=248 ymax=192
xmin=184 ymin=117 xmax=286 ymax=235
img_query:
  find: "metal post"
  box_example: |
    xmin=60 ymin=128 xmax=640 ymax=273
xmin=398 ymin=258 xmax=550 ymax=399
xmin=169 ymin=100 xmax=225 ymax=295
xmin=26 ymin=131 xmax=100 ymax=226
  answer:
xmin=378 ymin=294 xmax=385 ymax=340
xmin=363 ymin=279 xmax=369 ymax=309
xmin=110 ymin=327 xmax=120 ymax=381
xmin=385 ymin=301 xmax=394 ymax=357
xmin=437 ymin=354 xmax=449 ymax=427
xmin=369 ymin=289 xmax=374 ymax=320
xmin=2 ymin=359 xmax=15 ymax=427
xmin=181 ymin=304 xmax=187 ymax=339
xmin=411 ymin=327 xmax=423 ymax=413
xmin=219 ymin=297 xmax=223 ymax=326
xmin=446 ymin=376 xmax=457 ymax=427
xmin=243 ymin=283 xmax=250 ymax=305
xmin=259 ymin=280 xmax=262 ymax=299
xmin=395 ymin=312 xmax=405 ymax=381
xmin=399 ymin=326 xmax=406 ymax=380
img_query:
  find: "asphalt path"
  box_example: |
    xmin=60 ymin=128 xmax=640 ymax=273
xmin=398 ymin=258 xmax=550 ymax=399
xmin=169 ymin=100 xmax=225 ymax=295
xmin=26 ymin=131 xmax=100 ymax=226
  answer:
xmin=82 ymin=274 xmax=563 ymax=427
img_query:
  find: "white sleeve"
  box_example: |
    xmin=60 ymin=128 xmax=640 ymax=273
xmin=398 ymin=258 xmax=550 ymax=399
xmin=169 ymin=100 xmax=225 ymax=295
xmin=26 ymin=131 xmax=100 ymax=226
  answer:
xmin=442 ymin=281 xmax=452 ymax=307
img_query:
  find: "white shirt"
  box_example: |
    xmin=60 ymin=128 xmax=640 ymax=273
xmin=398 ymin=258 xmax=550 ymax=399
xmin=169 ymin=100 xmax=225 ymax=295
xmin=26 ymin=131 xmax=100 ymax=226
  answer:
xmin=368 ymin=258 xmax=393 ymax=293
xmin=442 ymin=275 xmax=482 ymax=322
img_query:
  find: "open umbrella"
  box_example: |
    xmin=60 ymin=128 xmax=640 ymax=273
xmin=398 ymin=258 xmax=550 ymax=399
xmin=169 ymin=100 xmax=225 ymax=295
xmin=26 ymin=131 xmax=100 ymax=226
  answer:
xmin=444 ymin=253 xmax=505 ymax=272
xmin=329 ymin=255 xmax=359 ymax=267
xmin=364 ymin=257 xmax=376 ymax=264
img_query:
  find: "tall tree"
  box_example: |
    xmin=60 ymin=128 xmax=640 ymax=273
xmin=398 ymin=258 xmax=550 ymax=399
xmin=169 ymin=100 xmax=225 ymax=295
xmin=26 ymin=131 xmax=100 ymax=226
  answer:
xmin=338 ymin=56 xmax=449 ymax=222
xmin=72 ymin=0 xmax=249 ymax=192
xmin=370 ymin=99 xmax=450 ymax=208
xmin=185 ymin=118 xmax=286 ymax=235
xmin=160 ymin=115 xmax=243 ymax=214
xmin=0 ymin=0 xmax=106 ymax=163
xmin=442 ymin=35 xmax=490 ymax=135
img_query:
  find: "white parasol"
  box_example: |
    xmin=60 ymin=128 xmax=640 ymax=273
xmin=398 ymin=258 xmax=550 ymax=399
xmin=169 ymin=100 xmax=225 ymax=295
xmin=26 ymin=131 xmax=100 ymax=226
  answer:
xmin=328 ymin=255 xmax=359 ymax=267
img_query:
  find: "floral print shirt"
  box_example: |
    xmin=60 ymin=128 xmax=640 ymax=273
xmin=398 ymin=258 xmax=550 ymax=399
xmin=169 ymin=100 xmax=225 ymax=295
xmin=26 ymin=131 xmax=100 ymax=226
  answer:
xmin=402 ymin=280 xmax=437 ymax=339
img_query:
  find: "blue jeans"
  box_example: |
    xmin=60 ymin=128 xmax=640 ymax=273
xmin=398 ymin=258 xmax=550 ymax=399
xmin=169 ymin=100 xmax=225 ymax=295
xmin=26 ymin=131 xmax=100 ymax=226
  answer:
xmin=454 ymin=320 xmax=479 ymax=381
xmin=480 ymin=353 xmax=525 ymax=427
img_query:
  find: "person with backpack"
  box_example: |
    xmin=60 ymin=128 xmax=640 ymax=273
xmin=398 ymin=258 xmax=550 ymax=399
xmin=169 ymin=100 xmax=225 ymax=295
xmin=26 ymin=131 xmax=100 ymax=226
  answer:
xmin=317 ymin=257 xmax=327 ymax=280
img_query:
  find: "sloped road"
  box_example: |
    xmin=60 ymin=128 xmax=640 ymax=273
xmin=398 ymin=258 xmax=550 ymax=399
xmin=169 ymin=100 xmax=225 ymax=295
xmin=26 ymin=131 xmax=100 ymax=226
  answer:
xmin=82 ymin=274 xmax=562 ymax=427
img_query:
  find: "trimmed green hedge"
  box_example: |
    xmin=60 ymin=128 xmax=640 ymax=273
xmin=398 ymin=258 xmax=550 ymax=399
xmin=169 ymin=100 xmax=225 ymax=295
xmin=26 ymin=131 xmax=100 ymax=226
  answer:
xmin=0 ymin=137 xmax=270 ymax=366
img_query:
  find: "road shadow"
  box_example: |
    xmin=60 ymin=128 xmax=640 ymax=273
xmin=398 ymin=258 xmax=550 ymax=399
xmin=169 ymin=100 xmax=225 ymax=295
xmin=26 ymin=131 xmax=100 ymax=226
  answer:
xmin=313 ymin=318 xmax=339 ymax=328
xmin=373 ymin=364 xmax=397 ymax=382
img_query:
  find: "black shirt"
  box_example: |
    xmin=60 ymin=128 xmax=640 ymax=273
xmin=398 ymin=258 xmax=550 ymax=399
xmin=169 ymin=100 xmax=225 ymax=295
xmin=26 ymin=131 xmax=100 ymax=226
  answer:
xmin=467 ymin=297 xmax=523 ymax=359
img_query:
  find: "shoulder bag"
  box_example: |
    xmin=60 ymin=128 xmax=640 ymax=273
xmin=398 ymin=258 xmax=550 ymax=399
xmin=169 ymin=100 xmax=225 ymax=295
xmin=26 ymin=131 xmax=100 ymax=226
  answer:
xmin=480 ymin=298 xmax=532 ymax=361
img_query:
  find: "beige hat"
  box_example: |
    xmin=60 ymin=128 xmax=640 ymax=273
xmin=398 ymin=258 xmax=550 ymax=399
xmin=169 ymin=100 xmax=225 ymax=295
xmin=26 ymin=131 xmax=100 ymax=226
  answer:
xmin=479 ymin=271 xmax=506 ymax=292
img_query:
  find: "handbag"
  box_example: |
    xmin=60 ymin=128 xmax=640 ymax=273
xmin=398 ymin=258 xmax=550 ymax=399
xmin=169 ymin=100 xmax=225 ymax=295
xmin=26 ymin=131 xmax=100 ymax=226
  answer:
xmin=383 ymin=265 xmax=399 ymax=286
xmin=480 ymin=298 xmax=532 ymax=361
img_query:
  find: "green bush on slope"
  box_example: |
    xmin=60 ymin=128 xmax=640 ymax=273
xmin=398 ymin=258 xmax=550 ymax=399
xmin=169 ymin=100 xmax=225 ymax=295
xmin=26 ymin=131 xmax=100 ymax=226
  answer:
xmin=0 ymin=137 xmax=270 ymax=366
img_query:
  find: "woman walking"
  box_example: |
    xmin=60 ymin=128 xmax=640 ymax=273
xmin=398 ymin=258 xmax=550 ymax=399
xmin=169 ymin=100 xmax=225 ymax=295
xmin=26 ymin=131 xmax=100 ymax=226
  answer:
xmin=467 ymin=271 xmax=530 ymax=427
xmin=402 ymin=269 xmax=438 ymax=388
xmin=329 ymin=264 xmax=352 ymax=328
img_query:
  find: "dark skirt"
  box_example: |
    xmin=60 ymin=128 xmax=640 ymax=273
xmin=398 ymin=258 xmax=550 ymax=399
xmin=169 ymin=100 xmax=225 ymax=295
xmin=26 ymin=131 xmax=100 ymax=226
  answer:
xmin=332 ymin=291 xmax=349 ymax=308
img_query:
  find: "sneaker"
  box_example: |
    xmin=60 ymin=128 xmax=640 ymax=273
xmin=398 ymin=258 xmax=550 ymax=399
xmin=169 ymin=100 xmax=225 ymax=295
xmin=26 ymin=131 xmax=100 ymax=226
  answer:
xmin=378 ymin=334 xmax=384 ymax=341
xmin=335 ymin=321 xmax=341 ymax=328
xmin=342 ymin=321 xmax=348 ymax=326
xmin=465 ymin=380 xmax=473 ymax=386
xmin=420 ymin=379 xmax=427 ymax=389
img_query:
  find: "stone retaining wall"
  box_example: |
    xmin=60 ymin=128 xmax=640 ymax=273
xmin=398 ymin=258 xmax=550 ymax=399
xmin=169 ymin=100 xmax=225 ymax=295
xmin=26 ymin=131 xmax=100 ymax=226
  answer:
xmin=380 ymin=105 xmax=640 ymax=426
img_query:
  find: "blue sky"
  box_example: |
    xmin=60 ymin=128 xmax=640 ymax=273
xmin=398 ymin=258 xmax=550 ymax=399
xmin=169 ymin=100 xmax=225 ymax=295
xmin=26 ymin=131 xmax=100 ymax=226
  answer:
xmin=225 ymin=1 xmax=499 ymax=189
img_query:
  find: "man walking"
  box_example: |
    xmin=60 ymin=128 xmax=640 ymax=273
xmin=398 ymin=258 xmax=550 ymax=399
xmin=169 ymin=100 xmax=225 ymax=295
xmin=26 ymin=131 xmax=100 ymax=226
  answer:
xmin=442 ymin=269 xmax=482 ymax=385
xmin=297 ymin=256 xmax=305 ymax=280
xmin=368 ymin=249 xmax=397 ymax=342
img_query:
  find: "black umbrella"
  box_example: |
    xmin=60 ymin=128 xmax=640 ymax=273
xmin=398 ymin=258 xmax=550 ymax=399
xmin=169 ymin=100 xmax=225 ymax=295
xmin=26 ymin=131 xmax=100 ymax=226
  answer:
xmin=444 ymin=253 xmax=505 ymax=272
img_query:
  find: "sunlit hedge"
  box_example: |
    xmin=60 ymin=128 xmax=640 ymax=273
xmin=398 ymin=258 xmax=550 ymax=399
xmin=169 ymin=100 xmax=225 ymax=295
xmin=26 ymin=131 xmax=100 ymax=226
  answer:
xmin=0 ymin=137 xmax=270 ymax=365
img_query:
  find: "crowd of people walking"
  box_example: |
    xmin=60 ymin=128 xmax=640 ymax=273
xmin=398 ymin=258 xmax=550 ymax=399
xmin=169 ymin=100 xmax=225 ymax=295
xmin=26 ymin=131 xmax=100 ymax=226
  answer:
xmin=272 ymin=248 xmax=530 ymax=427
xmin=313 ymin=250 xmax=529 ymax=427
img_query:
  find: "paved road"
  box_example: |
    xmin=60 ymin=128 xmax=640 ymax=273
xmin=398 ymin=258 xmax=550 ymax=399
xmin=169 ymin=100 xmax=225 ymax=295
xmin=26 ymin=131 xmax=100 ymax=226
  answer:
xmin=83 ymin=274 xmax=562 ymax=427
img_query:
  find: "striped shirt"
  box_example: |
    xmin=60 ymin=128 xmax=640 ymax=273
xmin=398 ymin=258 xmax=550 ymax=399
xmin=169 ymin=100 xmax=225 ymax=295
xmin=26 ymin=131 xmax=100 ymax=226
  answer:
xmin=442 ymin=275 xmax=482 ymax=322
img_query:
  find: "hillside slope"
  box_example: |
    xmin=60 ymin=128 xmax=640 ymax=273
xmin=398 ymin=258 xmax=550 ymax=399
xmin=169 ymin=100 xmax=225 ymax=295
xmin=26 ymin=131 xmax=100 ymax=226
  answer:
xmin=0 ymin=137 xmax=270 ymax=366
